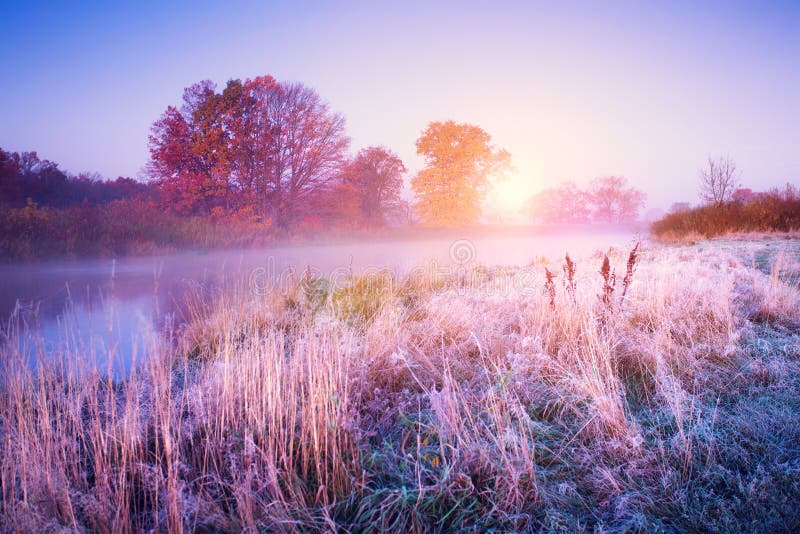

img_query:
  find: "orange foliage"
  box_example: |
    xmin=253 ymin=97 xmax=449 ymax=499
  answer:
xmin=412 ymin=121 xmax=510 ymax=227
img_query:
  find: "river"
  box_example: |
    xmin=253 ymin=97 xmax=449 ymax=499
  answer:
xmin=0 ymin=229 xmax=640 ymax=373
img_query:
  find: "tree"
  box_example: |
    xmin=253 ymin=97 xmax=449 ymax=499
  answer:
xmin=526 ymin=182 xmax=591 ymax=224
xmin=700 ymin=156 xmax=738 ymax=206
xmin=263 ymin=82 xmax=349 ymax=229
xmin=1 ymin=147 xmax=153 ymax=208
xmin=147 ymin=81 xmax=232 ymax=216
xmin=227 ymin=76 xmax=280 ymax=215
xmin=147 ymin=77 xmax=349 ymax=228
xmin=302 ymin=179 xmax=361 ymax=229
xmin=526 ymin=178 xmax=646 ymax=224
xmin=411 ymin=121 xmax=510 ymax=227
xmin=588 ymin=176 xmax=646 ymax=223
xmin=0 ymin=148 xmax=22 ymax=203
xmin=343 ymin=146 xmax=406 ymax=227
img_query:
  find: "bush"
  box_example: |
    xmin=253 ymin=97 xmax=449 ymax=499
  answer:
xmin=651 ymin=184 xmax=800 ymax=239
xmin=0 ymin=199 xmax=273 ymax=261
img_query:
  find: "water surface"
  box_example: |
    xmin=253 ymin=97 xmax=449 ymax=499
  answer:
xmin=1 ymin=229 xmax=639 ymax=372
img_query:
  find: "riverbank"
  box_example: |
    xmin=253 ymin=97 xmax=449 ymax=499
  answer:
xmin=0 ymin=199 xmax=645 ymax=263
xmin=0 ymin=199 xmax=276 ymax=262
xmin=1 ymin=238 xmax=799 ymax=531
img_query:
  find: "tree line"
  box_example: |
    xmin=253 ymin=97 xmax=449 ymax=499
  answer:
xmin=0 ymin=149 xmax=149 ymax=207
xmin=1 ymin=72 xmax=657 ymax=261
xmin=0 ymin=147 xmax=271 ymax=260
xmin=525 ymin=176 xmax=646 ymax=224
xmin=651 ymin=156 xmax=800 ymax=238
xmin=148 ymin=75 xmax=652 ymax=229
xmin=146 ymin=76 xmax=518 ymax=229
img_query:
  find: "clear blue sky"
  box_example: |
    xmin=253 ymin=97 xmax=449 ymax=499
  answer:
xmin=1 ymin=0 xmax=798 ymax=213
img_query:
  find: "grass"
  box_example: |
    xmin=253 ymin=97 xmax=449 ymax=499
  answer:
xmin=1 ymin=238 xmax=800 ymax=531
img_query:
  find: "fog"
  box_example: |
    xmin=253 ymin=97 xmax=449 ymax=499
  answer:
xmin=1 ymin=228 xmax=639 ymax=372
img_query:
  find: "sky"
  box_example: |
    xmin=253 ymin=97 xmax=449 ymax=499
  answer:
xmin=1 ymin=0 xmax=798 ymax=218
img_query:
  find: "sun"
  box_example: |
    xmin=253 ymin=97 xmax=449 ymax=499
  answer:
xmin=488 ymin=173 xmax=533 ymax=222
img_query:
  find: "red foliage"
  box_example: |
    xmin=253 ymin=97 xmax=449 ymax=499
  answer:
xmin=341 ymin=146 xmax=407 ymax=227
xmin=147 ymin=76 xmax=350 ymax=230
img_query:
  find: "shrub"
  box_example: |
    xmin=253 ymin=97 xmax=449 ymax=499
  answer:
xmin=0 ymin=199 xmax=273 ymax=261
xmin=651 ymin=184 xmax=800 ymax=239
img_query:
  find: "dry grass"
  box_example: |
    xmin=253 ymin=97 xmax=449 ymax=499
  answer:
xmin=2 ymin=238 xmax=800 ymax=531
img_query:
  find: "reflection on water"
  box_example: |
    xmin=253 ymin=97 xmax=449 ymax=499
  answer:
xmin=0 ymin=230 xmax=640 ymax=372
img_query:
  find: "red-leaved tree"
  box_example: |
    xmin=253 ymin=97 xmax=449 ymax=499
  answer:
xmin=342 ymin=146 xmax=407 ymax=227
xmin=148 ymin=77 xmax=350 ymax=229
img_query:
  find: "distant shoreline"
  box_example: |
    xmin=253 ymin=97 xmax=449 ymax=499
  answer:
xmin=0 ymin=222 xmax=648 ymax=265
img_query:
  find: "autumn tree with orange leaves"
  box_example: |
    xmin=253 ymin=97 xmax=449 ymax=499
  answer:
xmin=147 ymin=81 xmax=231 ymax=217
xmin=412 ymin=121 xmax=510 ymax=227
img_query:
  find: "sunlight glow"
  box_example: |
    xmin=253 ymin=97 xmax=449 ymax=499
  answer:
xmin=487 ymin=173 xmax=535 ymax=222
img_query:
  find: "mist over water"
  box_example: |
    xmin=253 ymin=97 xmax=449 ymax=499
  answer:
xmin=1 ymin=229 xmax=639 ymax=372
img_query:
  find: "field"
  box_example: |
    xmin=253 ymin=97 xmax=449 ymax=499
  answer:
xmin=1 ymin=236 xmax=799 ymax=532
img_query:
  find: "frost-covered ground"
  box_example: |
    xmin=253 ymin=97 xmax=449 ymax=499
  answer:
xmin=1 ymin=235 xmax=799 ymax=531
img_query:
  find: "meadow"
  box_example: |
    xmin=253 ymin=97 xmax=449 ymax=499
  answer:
xmin=1 ymin=235 xmax=799 ymax=532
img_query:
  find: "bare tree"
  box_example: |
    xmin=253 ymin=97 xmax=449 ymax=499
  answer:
xmin=700 ymin=156 xmax=738 ymax=206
